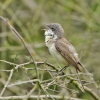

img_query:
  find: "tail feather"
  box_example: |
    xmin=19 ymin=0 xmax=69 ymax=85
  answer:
xmin=78 ymin=62 xmax=84 ymax=67
xmin=75 ymin=64 xmax=81 ymax=72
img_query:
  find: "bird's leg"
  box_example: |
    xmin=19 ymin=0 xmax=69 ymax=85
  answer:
xmin=59 ymin=65 xmax=69 ymax=72
xmin=56 ymin=65 xmax=69 ymax=75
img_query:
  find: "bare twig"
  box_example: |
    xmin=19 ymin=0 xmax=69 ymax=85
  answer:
xmin=0 ymin=95 xmax=85 ymax=100
xmin=7 ymin=79 xmax=38 ymax=87
xmin=84 ymin=86 xmax=100 ymax=100
xmin=0 ymin=69 xmax=14 ymax=96
xmin=0 ymin=60 xmax=17 ymax=66
xmin=24 ymin=84 xmax=38 ymax=100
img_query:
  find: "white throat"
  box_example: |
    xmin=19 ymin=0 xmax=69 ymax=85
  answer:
xmin=45 ymin=30 xmax=54 ymax=47
xmin=45 ymin=29 xmax=58 ymax=40
xmin=45 ymin=29 xmax=54 ymax=36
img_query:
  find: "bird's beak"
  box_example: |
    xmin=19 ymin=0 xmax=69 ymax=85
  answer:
xmin=41 ymin=29 xmax=47 ymax=31
xmin=44 ymin=23 xmax=50 ymax=29
xmin=44 ymin=23 xmax=48 ymax=26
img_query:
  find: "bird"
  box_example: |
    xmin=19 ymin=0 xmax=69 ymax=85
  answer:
xmin=44 ymin=23 xmax=84 ymax=90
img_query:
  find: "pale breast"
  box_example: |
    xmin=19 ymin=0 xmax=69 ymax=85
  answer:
xmin=45 ymin=36 xmax=53 ymax=47
xmin=49 ymin=43 xmax=68 ymax=65
xmin=44 ymin=30 xmax=68 ymax=66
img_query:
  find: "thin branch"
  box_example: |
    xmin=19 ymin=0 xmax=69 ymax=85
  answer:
xmin=7 ymin=79 xmax=38 ymax=87
xmin=84 ymin=86 xmax=100 ymax=100
xmin=0 ymin=69 xmax=14 ymax=96
xmin=0 ymin=95 xmax=85 ymax=100
xmin=24 ymin=84 xmax=38 ymax=100
xmin=0 ymin=60 xmax=17 ymax=66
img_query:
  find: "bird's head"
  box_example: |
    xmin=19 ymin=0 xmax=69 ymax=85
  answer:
xmin=44 ymin=23 xmax=64 ymax=39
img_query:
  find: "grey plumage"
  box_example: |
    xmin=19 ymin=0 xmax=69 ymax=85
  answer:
xmin=45 ymin=23 xmax=64 ymax=38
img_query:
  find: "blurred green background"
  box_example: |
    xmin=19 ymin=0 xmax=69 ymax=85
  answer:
xmin=0 ymin=0 xmax=100 ymax=99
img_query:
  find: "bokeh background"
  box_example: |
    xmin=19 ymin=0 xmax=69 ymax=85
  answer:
xmin=0 ymin=0 xmax=100 ymax=99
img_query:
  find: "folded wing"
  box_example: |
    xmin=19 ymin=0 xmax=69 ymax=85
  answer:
xmin=55 ymin=37 xmax=81 ymax=72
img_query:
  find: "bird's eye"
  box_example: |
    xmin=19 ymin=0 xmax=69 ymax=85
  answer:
xmin=51 ymin=27 xmax=55 ymax=31
xmin=50 ymin=34 xmax=53 ymax=36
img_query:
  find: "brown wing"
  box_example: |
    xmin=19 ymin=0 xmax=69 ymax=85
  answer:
xmin=55 ymin=37 xmax=81 ymax=72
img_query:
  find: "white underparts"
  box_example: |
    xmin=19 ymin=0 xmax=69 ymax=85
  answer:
xmin=44 ymin=30 xmax=68 ymax=65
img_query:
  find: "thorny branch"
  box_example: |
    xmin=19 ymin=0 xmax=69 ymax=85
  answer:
xmin=0 ymin=16 xmax=100 ymax=100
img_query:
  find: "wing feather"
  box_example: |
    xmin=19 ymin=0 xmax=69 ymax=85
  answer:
xmin=55 ymin=37 xmax=81 ymax=71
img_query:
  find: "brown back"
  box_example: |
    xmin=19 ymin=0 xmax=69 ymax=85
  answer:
xmin=55 ymin=37 xmax=81 ymax=71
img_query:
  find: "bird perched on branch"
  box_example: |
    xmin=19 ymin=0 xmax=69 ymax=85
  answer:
xmin=44 ymin=23 xmax=84 ymax=90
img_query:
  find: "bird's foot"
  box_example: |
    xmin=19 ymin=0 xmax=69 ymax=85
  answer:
xmin=59 ymin=65 xmax=69 ymax=72
xmin=55 ymin=65 xmax=69 ymax=76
